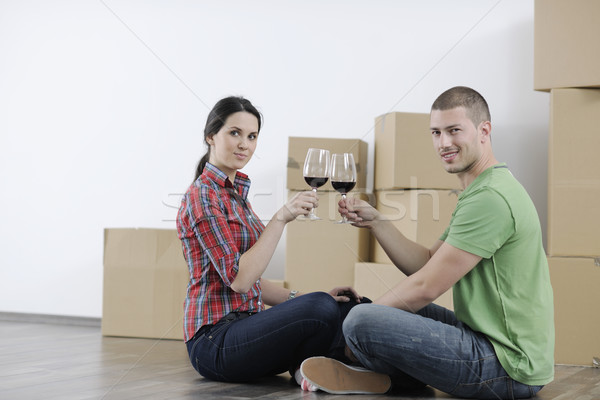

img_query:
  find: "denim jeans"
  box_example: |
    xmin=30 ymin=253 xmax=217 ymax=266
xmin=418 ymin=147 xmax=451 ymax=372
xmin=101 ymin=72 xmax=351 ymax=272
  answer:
xmin=343 ymin=303 xmax=544 ymax=400
xmin=186 ymin=291 xmax=363 ymax=382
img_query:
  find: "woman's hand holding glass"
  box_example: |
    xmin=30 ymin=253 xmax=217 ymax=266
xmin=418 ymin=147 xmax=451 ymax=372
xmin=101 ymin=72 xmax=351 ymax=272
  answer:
xmin=278 ymin=191 xmax=318 ymax=222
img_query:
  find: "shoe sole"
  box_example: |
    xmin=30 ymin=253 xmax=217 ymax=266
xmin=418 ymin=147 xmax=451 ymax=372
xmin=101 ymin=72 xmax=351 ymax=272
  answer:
xmin=300 ymin=357 xmax=391 ymax=395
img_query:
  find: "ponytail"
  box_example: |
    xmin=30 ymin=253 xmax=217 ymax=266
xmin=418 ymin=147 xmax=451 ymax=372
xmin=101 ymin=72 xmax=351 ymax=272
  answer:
xmin=194 ymin=152 xmax=210 ymax=180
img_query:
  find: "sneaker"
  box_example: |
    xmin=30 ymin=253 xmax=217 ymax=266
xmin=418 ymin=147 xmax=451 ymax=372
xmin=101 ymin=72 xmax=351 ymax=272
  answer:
xmin=300 ymin=356 xmax=391 ymax=395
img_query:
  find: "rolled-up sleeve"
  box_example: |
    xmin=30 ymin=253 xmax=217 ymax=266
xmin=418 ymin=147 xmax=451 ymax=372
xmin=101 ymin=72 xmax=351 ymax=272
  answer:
xmin=187 ymin=186 xmax=240 ymax=286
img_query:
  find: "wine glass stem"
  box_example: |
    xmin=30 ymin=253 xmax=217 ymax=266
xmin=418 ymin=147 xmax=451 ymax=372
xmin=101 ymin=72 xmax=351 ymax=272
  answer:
xmin=341 ymin=193 xmax=347 ymax=223
xmin=310 ymin=187 xmax=318 ymax=217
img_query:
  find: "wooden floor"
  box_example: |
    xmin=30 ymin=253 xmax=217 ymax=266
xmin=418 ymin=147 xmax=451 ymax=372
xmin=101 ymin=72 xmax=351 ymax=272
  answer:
xmin=1 ymin=318 xmax=598 ymax=400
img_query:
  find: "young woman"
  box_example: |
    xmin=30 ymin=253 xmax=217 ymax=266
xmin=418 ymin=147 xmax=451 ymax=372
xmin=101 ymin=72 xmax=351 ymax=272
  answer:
xmin=176 ymin=96 xmax=365 ymax=384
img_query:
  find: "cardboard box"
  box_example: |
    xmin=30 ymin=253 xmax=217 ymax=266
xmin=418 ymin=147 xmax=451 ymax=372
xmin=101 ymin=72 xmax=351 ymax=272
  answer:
xmin=534 ymin=0 xmax=600 ymax=91
xmin=354 ymin=262 xmax=453 ymax=310
xmin=285 ymin=191 xmax=370 ymax=292
xmin=547 ymin=89 xmax=600 ymax=257
xmin=374 ymin=112 xmax=459 ymax=190
xmin=371 ymin=190 xmax=459 ymax=264
xmin=549 ymin=256 xmax=600 ymax=366
xmin=102 ymin=228 xmax=188 ymax=340
xmin=287 ymin=137 xmax=368 ymax=191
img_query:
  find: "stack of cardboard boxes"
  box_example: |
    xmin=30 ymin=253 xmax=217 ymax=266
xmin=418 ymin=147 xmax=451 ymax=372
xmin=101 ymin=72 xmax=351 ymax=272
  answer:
xmin=284 ymin=137 xmax=370 ymax=292
xmin=535 ymin=0 xmax=600 ymax=366
xmin=353 ymin=112 xmax=460 ymax=309
xmin=283 ymin=114 xmax=462 ymax=307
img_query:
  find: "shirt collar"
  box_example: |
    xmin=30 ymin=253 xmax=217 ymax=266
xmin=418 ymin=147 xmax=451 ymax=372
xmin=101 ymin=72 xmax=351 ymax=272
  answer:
xmin=202 ymin=162 xmax=251 ymax=198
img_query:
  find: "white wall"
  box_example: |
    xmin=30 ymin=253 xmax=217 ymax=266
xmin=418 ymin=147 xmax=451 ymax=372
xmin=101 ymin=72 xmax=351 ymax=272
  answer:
xmin=0 ymin=0 xmax=549 ymax=318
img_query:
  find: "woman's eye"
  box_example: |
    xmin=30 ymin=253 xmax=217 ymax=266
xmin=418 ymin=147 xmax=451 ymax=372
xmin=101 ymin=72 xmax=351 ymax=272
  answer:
xmin=249 ymin=134 xmax=257 ymax=140
xmin=230 ymin=130 xmax=239 ymax=136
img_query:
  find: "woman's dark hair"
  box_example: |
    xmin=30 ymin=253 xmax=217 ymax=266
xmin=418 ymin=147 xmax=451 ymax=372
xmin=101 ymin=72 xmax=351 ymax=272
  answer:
xmin=194 ymin=96 xmax=262 ymax=180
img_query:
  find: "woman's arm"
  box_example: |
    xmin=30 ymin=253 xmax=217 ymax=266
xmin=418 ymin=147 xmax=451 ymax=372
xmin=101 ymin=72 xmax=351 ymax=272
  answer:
xmin=261 ymin=279 xmax=365 ymax=307
xmin=230 ymin=191 xmax=317 ymax=293
xmin=260 ymin=279 xmax=295 ymax=306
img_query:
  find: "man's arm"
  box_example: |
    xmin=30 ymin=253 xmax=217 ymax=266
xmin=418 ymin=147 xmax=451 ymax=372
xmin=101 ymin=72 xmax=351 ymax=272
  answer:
xmin=341 ymin=196 xmax=444 ymax=276
xmin=375 ymin=242 xmax=482 ymax=311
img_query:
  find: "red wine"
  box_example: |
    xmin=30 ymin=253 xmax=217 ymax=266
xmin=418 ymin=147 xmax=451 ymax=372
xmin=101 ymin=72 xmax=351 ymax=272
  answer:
xmin=331 ymin=181 xmax=356 ymax=194
xmin=304 ymin=176 xmax=328 ymax=188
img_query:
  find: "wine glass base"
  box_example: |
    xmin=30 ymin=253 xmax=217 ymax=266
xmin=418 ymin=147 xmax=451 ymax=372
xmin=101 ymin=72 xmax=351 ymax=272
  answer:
xmin=297 ymin=214 xmax=321 ymax=221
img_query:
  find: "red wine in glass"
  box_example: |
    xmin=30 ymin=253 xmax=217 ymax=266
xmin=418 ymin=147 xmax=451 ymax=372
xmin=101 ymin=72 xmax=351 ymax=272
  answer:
xmin=331 ymin=181 xmax=356 ymax=194
xmin=301 ymin=148 xmax=330 ymax=220
xmin=330 ymin=153 xmax=357 ymax=223
xmin=304 ymin=177 xmax=329 ymax=188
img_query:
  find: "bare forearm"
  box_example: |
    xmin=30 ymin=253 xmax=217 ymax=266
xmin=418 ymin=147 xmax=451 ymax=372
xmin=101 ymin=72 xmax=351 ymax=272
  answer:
xmin=261 ymin=279 xmax=300 ymax=306
xmin=232 ymin=191 xmax=317 ymax=293
xmin=232 ymin=216 xmax=286 ymax=293
xmin=371 ymin=220 xmax=432 ymax=276
xmin=375 ymin=275 xmax=435 ymax=311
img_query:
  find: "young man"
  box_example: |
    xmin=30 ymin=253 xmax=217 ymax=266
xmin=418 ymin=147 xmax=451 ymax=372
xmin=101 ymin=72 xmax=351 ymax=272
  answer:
xmin=300 ymin=87 xmax=554 ymax=399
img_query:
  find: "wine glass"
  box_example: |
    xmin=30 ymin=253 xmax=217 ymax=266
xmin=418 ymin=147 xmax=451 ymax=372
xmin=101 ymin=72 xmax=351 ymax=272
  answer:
xmin=301 ymin=148 xmax=330 ymax=220
xmin=330 ymin=153 xmax=357 ymax=224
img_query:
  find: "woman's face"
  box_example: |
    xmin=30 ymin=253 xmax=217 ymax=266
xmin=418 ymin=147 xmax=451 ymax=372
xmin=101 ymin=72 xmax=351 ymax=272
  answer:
xmin=207 ymin=111 xmax=259 ymax=181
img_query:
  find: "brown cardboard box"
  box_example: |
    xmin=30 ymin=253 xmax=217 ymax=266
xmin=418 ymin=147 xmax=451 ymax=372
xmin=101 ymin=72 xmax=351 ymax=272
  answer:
xmin=354 ymin=262 xmax=453 ymax=310
xmin=548 ymin=256 xmax=600 ymax=366
xmin=534 ymin=0 xmax=600 ymax=91
xmin=374 ymin=112 xmax=459 ymax=190
xmin=102 ymin=228 xmax=188 ymax=340
xmin=371 ymin=190 xmax=459 ymax=264
xmin=547 ymin=89 xmax=600 ymax=257
xmin=285 ymin=191 xmax=370 ymax=293
xmin=287 ymin=137 xmax=368 ymax=191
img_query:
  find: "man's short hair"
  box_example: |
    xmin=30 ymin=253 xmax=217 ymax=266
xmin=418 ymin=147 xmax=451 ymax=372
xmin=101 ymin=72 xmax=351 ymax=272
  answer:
xmin=431 ymin=86 xmax=491 ymax=127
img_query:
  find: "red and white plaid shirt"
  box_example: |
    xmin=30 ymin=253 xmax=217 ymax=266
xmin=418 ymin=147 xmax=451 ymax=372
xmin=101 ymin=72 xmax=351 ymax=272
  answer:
xmin=177 ymin=163 xmax=266 ymax=342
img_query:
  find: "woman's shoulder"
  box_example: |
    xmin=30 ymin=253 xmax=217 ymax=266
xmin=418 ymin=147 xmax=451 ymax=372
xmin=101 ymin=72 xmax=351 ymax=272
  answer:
xmin=184 ymin=177 xmax=222 ymax=204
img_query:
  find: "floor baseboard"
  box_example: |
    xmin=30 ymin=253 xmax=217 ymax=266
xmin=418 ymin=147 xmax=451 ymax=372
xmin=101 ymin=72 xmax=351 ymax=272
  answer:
xmin=0 ymin=311 xmax=101 ymax=327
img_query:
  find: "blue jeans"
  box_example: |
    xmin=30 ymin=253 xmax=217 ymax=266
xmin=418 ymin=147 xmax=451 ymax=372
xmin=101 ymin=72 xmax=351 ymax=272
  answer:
xmin=343 ymin=303 xmax=544 ymax=399
xmin=186 ymin=292 xmax=363 ymax=382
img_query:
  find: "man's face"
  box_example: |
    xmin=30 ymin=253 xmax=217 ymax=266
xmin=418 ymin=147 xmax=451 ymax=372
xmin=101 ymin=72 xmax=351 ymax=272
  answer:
xmin=429 ymin=107 xmax=483 ymax=175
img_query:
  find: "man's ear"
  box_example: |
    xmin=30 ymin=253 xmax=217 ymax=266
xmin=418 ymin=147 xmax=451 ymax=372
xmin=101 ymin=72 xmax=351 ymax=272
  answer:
xmin=479 ymin=121 xmax=492 ymax=143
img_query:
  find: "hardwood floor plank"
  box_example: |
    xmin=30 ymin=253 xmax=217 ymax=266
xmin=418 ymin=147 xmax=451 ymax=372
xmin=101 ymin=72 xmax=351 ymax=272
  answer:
xmin=1 ymin=319 xmax=598 ymax=399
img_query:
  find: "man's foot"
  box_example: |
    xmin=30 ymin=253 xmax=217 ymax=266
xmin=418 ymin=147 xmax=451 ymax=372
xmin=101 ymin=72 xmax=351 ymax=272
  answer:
xmin=300 ymin=356 xmax=391 ymax=395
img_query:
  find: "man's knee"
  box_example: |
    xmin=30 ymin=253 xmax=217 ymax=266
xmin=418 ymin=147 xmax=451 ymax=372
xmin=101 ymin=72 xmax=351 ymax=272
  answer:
xmin=343 ymin=303 xmax=373 ymax=337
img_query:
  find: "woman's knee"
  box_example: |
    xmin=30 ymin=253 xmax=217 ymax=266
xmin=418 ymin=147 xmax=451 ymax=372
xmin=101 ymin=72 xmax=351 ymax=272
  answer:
xmin=295 ymin=292 xmax=339 ymax=321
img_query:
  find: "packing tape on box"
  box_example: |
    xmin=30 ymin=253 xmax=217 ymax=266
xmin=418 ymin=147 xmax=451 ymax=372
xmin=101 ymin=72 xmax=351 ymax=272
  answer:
xmin=287 ymin=157 xmax=300 ymax=169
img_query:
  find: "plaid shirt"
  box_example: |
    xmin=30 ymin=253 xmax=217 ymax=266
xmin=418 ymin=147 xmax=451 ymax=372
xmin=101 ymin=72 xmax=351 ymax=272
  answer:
xmin=177 ymin=163 xmax=266 ymax=342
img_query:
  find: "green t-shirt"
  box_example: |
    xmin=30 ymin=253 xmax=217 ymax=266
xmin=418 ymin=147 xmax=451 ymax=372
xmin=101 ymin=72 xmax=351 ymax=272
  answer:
xmin=440 ymin=163 xmax=554 ymax=386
